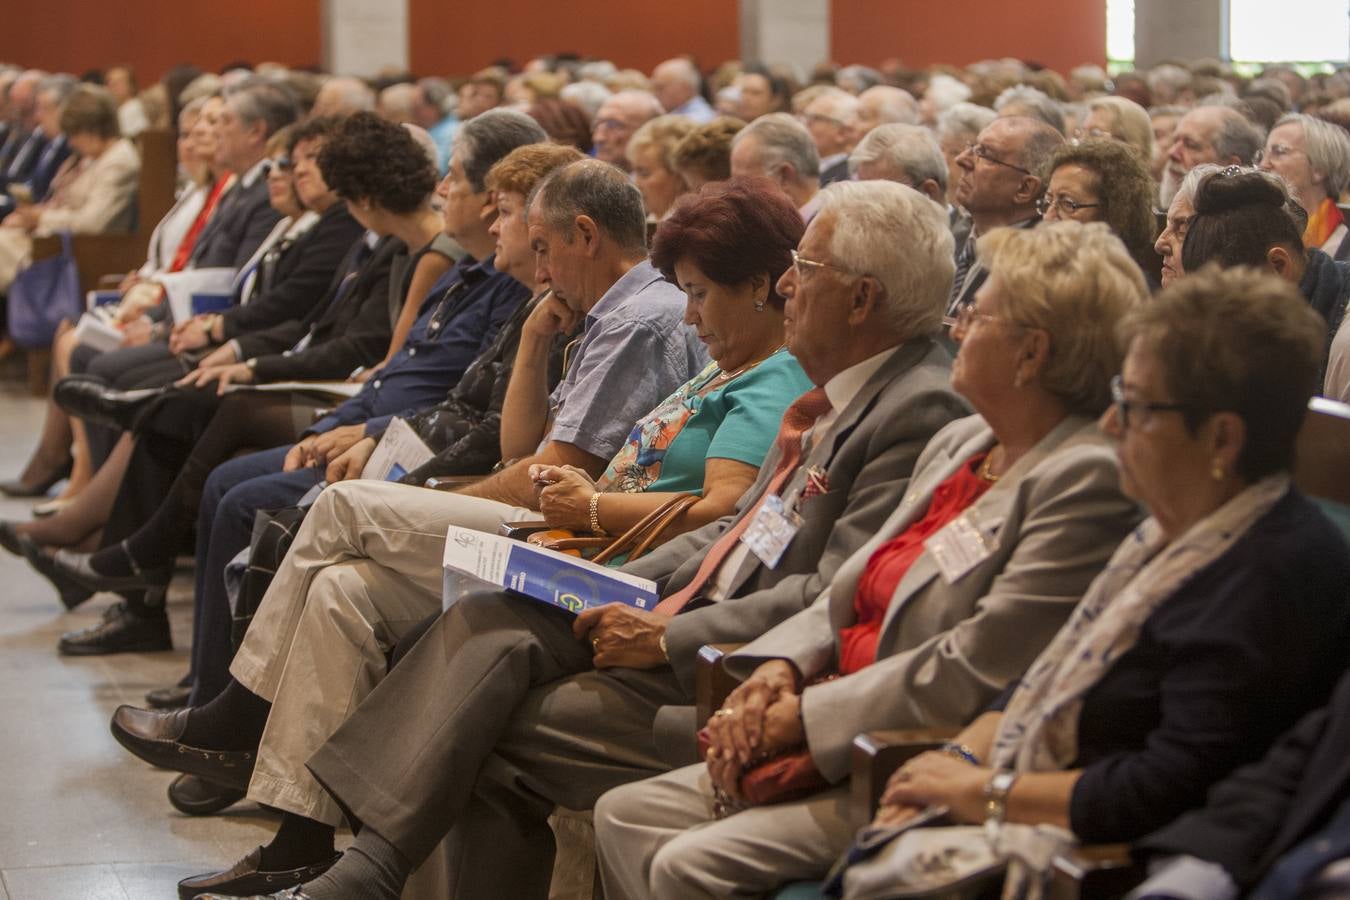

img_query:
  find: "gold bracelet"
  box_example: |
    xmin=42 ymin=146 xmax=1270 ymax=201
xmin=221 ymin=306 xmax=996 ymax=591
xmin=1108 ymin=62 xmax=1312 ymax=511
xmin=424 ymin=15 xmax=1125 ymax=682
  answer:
xmin=589 ymin=492 xmax=606 ymax=535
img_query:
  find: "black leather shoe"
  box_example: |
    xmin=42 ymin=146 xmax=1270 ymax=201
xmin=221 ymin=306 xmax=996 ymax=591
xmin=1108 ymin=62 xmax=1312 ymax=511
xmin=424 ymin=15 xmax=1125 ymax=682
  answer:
xmin=58 ymin=599 xmax=171 ymax=654
xmin=147 ymin=678 xmax=193 ymax=709
xmin=50 ymin=544 xmax=172 ymax=594
xmin=0 ymin=459 xmax=70 ymax=497
xmin=109 ymin=704 xmax=253 ymax=789
xmin=177 ymin=848 xmax=338 ymax=899
xmin=19 ymin=537 xmax=95 ymax=610
xmin=168 ymin=774 xmax=246 ymax=816
xmin=53 ymin=374 xmax=164 ymax=431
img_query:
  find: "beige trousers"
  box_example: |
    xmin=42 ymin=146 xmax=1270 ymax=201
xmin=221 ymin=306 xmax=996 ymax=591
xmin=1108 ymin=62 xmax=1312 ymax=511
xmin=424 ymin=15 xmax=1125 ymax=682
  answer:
xmin=229 ymin=478 xmax=529 ymax=824
xmin=594 ymin=762 xmax=855 ymax=900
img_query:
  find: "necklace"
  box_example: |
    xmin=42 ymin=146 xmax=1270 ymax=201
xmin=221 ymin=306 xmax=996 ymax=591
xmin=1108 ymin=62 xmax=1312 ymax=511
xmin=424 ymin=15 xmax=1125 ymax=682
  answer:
xmin=709 ymin=344 xmax=786 ymax=387
xmin=977 ymin=449 xmax=1001 ymax=483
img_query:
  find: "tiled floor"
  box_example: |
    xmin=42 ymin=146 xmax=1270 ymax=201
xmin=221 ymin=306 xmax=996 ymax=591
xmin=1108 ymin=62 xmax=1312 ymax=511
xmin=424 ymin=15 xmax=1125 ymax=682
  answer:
xmin=0 ymin=383 xmax=273 ymax=900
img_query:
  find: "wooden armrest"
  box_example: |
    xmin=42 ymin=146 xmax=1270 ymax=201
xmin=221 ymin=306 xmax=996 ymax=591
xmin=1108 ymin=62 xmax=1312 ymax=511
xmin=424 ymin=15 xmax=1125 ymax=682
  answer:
xmin=694 ymin=643 xmax=747 ymax=728
xmin=424 ymin=475 xmax=484 ymax=491
xmin=850 ymin=728 xmax=961 ymax=825
xmin=1048 ymin=844 xmax=1142 ymax=900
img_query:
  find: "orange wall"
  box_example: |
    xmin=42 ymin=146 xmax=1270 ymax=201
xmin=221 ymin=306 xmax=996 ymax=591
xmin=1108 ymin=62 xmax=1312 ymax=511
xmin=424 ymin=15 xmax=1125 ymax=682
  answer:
xmin=408 ymin=0 xmax=741 ymax=76
xmin=0 ymin=1 xmax=1103 ymax=84
xmin=832 ymin=0 xmax=1106 ymax=74
xmin=0 ymin=1 xmax=321 ymax=83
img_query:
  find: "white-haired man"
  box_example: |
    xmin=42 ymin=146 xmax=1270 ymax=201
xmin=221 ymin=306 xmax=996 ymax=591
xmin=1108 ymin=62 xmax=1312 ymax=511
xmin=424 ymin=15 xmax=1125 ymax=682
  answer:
xmin=593 ymin=89 xmax=664 ymax=170
xmin=1158 ymin=105 xmax=1265 ymax=209
xmin=802 ymin=87 xmax=860 ymax=185
xmin=730 ymin=112 xmax=821 ymax=217
xmin=650 ymin=58 xmax=714 ymax=123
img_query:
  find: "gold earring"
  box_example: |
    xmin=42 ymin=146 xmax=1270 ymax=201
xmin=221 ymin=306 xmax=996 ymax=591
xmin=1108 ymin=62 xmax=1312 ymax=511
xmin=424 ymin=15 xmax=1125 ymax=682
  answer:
xmin=1211 ymin=461 xmax=1225 ymax=481
xmin=754 ymin=298 xmax=766 ymax=313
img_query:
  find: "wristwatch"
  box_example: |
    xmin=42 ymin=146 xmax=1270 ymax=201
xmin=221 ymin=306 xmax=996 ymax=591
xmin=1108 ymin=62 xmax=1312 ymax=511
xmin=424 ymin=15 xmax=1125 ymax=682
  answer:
xmin=983 ymin=769 xmax=1018 ymax=831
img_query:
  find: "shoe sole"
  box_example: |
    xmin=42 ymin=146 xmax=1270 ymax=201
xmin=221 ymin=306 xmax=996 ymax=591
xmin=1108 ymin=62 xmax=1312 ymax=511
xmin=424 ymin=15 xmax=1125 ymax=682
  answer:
xmin=166 ymin=777 xmax=245 ymax=816
xmin=59 ymin=638 xmax=173 ymax=656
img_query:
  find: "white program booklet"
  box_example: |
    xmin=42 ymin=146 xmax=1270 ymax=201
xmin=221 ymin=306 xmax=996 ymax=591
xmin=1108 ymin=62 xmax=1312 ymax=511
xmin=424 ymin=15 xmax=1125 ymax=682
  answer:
xmin=360 ymin=417 xmax=434 ymax=481
xmin=220 ymin=380 xmax=364 ymax=400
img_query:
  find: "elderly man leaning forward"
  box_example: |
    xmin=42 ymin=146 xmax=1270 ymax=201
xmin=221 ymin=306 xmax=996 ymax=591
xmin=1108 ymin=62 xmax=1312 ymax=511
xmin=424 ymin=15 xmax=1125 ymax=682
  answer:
xmin=224 ymin=180 xmax=974 ymax=900
xmin=109 ymin=159 xmax=706 ymax=899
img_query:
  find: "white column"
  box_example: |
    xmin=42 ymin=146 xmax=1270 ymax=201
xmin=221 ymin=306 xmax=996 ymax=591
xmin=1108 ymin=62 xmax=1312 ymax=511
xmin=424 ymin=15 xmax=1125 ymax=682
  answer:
xmin=739 ymin=0 xmax=830 ymax=82
xmin=322 ymin=0 xmax=410 ymax=77
xmin=1133 ymin=0 xmax=1225 ymax=68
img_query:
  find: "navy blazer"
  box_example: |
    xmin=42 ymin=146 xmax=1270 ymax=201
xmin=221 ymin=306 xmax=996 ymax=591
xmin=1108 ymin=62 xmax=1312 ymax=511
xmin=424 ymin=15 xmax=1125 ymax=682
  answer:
xmin=189 ymin=172 xmax=282 ymax=270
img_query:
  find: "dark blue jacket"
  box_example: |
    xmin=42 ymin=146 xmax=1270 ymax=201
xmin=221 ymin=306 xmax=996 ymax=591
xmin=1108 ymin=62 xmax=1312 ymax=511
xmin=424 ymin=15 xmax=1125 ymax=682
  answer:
xmin=307 ymin=253 xmax=529 ymax=436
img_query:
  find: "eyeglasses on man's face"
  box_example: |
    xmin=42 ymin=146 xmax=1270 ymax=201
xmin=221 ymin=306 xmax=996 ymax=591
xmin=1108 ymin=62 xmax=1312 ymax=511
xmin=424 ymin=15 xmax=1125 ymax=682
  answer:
xmin=789 ymin=248 xmax=854 ymax=280
xmin=1036 ymin=193 xmax=1102 ymax=217
xmin=962 ymin=143 xmax=1031 ymax=175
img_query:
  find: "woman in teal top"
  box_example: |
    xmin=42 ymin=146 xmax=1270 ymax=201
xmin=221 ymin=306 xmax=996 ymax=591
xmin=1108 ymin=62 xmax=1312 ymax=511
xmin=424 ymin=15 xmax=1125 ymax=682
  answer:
xmin=529 ymin=177 xmax=813 ymax=547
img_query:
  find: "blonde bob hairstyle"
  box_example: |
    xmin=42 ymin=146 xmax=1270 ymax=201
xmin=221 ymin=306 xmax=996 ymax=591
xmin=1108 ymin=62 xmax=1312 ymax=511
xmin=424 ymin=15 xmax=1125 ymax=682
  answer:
xmin=1086 ymin=95 xmax=1155 ymax=162
xmin=978 ymin=221 xmax=1148 ymax=415
xmin=626 ymin=114 xmax=697 ymax=172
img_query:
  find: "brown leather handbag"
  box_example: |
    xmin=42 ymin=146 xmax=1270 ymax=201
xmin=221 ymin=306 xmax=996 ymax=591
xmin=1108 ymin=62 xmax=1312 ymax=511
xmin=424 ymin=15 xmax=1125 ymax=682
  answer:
xmin=516 ymin=493 xmax=700 ymax=564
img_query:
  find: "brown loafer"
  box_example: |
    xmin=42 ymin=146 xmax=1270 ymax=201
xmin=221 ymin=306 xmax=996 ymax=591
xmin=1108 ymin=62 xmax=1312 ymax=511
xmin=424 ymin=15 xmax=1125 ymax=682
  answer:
xmin=109 ymin=705 xmax=254 ymax=790
xmin=177 ymin=847 xmax=337 ymax=899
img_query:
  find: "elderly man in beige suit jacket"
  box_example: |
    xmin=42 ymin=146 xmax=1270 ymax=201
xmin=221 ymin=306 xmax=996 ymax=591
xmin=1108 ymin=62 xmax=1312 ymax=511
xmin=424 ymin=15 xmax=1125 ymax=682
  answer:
xmin=594 ymin=221 xmax=1149 ymax=900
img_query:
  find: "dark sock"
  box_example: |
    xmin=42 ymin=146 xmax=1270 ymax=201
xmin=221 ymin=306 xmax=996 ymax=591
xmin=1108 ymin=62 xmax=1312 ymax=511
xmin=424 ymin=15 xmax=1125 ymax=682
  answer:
xmin=301 ymin=828 xmax=410 ymax=900
xmin=258 ymin=812 xmax=336 ymax=871
xmin=179 ymin=678 xmax=271 ymax=751
xmin=86 ymin=542 xmax=136 ymax=578
xmin=119 ymin=492 xmax=183 ymax=570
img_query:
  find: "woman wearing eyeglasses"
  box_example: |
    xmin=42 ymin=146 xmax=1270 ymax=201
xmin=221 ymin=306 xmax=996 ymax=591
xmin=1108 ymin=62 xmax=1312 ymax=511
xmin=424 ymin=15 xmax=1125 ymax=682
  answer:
xmin=1038 ymin=138 xmax=1160 ymax=286
xmin=830 ymin=266 xmax=1349 ymax=898
xmin=1257 ymin=113 xmax=1350 ymax=261
xmin=593 ymin=221 xmax=1148 ymax=899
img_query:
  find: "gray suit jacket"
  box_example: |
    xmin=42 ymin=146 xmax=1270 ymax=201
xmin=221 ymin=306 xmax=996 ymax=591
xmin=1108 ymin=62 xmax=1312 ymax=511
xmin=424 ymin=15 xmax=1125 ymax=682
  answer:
xmin=622 ymin=336 xmax=969 ymax=694
xmin=727 ymin=414 xmax=1142 ymax=780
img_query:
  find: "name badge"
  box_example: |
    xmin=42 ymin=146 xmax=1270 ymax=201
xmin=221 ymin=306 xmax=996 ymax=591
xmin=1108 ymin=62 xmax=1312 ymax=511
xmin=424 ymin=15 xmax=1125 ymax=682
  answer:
xmin=740 ymin=494 xmax=802 ymax=568
xmin=925 ymin=511 xmax=997 ymax=583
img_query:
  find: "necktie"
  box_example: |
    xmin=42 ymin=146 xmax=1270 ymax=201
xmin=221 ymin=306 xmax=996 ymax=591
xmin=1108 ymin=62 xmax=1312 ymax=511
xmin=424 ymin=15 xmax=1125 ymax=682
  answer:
xmin=1252 ymin=793 xmax=1350 ymax=900
xmin=948 ymin=232 xmax=976 ymax=314
xmin=654 ymin=386 xmax=833 ymax=616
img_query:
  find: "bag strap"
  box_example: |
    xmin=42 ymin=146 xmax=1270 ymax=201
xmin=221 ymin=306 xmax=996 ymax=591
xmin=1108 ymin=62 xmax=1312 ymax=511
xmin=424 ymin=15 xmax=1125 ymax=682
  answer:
xmin=593 ymin=493 xmax=699 ymax=565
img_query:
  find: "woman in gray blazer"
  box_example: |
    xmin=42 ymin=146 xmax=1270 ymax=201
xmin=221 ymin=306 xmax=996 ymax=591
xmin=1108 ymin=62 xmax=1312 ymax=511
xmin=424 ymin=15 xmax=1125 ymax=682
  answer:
xmin=593 ymin=221 xmax=1148 ymax=899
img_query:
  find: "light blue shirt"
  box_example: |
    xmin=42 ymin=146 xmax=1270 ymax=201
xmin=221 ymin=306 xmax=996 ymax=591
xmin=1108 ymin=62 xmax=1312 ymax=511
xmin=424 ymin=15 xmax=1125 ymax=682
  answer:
xmin=670 ymin=94 xmax=717 ymax=124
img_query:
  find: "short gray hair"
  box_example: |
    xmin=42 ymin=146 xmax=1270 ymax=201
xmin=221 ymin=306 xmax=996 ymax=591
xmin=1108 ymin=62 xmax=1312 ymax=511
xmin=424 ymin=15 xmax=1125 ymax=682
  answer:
xmin=36 ymin=73 xmax=77 ymax=106
xmin=849 ymin=123 xmax=947 ymax=191
xmin=531 ymin=158 xmax=648 ymax=254
xmin=1176 ymin=162 xmax=1226 ymax=209
xmin=560 ymin=81 xmax=611 ymax=122
xmin=455 ymin=108 xmax=549 ymax=192
xmin=836 ymin=65 xmax=883 ymax=94
xmin=224 ymin=77 xmax=300 ymax=138
xmin=319 ymin=76 xmax=375 ymax=113
xmin=857 ymin=85 xmax=919 ymax=126
xmin=925 ymin=74 xmax=971 ymax=113
xmin=417 ymin=76 xmax=453 ymax=113
xmin=936 ymin=102 xmax=997 ymax=144
xmin=995 ymin=85 xmax=1066 ymax=135
xmin=1209 ymin=105 xmax=1265 ymax=165
xmin=733 ymin=112 xmax=820 ymax=178
xmin=819 ymin=180 xmax=953 ymax=340
xmin=806 ymin=86 xmax=859 ymax=124
xmin=1276 ymin=112 xmax=1350 ymax=200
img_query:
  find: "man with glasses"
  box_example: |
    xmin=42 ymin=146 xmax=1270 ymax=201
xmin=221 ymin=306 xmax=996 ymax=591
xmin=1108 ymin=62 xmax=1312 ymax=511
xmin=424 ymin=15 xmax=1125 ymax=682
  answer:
xmin=591 ymin=90 xmax=664 ymax=171
xmin=261 ymin=180 xmax=968 ymax=900
xmin=948 ymin=115 xmax=1064 ymax=312
xmin=800 ymin=87 xmax=860 ymax=186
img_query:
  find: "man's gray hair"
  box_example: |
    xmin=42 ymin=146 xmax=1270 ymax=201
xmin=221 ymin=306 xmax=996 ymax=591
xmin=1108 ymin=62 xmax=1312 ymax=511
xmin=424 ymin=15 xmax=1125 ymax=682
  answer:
xmin=936 ymin=102 xmax=997 ymax=144
xmin=455 ymin=108 xmax=548 ymax=192
xmin=733 ymin=112 xmax=820 ymax=178
xmin=1277 ymin=112 xmax=1350 ymax=200
xmin=321 ymin=76 xmax=376 ymax=113
xmin=578 ymin=61 xmax=618 ymax=84
xmin=807 ymin=87 xmax=859 ymax=123
xmin=656 ymin=58 xmax=701 ymax=92
xmin=1003 ymin=116 xmax=1066 ymax=175
xmin=836 ymin=65 xmax=883 ymax=94
xmin=819 ymin=180 xmax=953 ymax=339
xmin=994 ymin=85 xmax=1066 ymax=135
xmin=858 ymin=85 xmax=920 ymax=126
xmin=924 ymin=74 xmax=971 ymax=113
xmin=417 ymin=77 xmax=454 ymax=113
xmin=560 ymin=81 xmax=611 ymax=122
xmin=224 ymin=77 xmax=300 ymax=138
xmin=36 ymin=73 xmax=78 ymax=105
xmin=1209 ymin=105 xmax=1265 ymax=165
xmin=1146 ymin=64 xmax=1191 ymax=100
xmin=530 ymin=158 xmax=648 ymax=254
xmin=849 ymin=123 xmax=947 ymax=191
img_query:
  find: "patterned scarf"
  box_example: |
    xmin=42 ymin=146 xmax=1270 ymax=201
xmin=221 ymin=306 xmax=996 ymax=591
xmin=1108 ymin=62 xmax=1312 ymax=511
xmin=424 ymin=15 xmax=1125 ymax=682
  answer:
xmin=1305 ymin=196 xmax=1345 ymax=253
xmin=991 ymin=474 xmax=1291 ymax=775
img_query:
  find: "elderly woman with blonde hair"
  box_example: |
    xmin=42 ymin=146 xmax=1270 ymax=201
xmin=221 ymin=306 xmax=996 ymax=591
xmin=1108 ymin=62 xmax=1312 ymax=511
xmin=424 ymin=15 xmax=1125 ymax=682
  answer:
xmin=627 ymin=113 xmax=696 ymax=222
xmin=1079 ymin=95 xmax=1155 ymax=162
xmin=594 ymin=220 xmax=1150 ymax=899
xmin=0 ymin=84 xmax=140 ymax=290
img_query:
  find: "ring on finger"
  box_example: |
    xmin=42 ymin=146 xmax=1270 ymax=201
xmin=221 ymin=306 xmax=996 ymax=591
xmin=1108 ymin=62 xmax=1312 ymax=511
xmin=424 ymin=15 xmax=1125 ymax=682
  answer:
xmin=714 ymin=708 xmax=735 ymax=718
